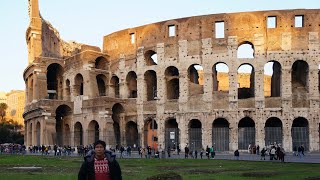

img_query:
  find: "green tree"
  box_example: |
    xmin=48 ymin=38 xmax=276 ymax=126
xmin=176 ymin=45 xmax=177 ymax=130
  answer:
xmin=0 ymin=103 xmax=8 ymax=122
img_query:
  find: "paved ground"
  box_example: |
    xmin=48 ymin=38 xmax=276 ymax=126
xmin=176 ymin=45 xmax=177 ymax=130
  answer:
xmin=16 ymin=151 xmax=320 ymax=163
xmin=114 ymin=151 xmax=320 ymax=164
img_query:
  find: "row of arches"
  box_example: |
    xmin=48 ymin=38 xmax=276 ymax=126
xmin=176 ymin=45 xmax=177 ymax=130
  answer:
xmin=28 ymin=102 xmax=311 ymax=152
xmin=43 ymin=59 xmax=313 ymax=103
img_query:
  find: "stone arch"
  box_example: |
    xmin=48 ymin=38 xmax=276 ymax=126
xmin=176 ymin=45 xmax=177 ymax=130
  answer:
xmin=110 ymin=76 xmax=120 ymax=98
xmin=74 ymin=122 xmax=83 ymax=146
xmin=292 ymin=117 xmax=309 ymax=151
xmin=237 ymin=41 xmax=254 ymax=58
xmin=212 ymin=118 xmax=229 ymax=151
xmin=36 ymin=121 xmax=41 ymax=146
xmin=144 ymin=70 xmax=157 ymax=101
xmin=55 ymin=104 xmax=72 ymax=146
xmin=188 ymin=64 xmax=204 ymax=96
xmin=238 ymin=117 xmax=255 ymax=150
xmin=95 ymin=56 xmax=108 ymax=70
xmin=125 ymin=121 xmax=139 ymax=148
xmin=238 ymin=63 xmax=255 ymax=99
xmin=64 ymin=124 xmax=71 ymax=146
xmin=165 ymin=118 xmax=179 ymax=150
xmin=265 ymin=117 xmax=283 ymax=146
xmin=96 ymin=74 xmax=107 ymax=96
xmin=74 ymin=73 xmax=84 ymax=96
xmin=88 ymin=120 xmax=99 ymax=144
xmin=144 ymin=50 xmax=158 ymax=66
xmin=144 ymin=117 xmax=158 ymax=150
xmin=264 ymin=61 xmax=282 ymax=97
xmin=292 ymin=60 xmax=309 ymax=108
xmin=126 ymin=71 xmax=137 ymax=98
xmin=47 ymin=63 xmax=64 ymax=100
xmin=165 ymin=66 xmax=179 ymax=100
xmin=213 ymin=62 xmax=229 ymax=92
xmin=65 ymin=79 xmax=71 ymax=101
xmin=188 ymin=119 xmax=202 ymax=151
xmin=112 ymin=103 xmax=125 ymax=146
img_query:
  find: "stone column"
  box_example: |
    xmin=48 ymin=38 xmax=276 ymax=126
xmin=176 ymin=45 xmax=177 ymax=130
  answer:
xmin=229 ymin=118 xmax=238 ymax=151
xmin=229 ymin=71 xmax=238 ymax=109
xmin=282 ymin=117 xmax=291 ymax=152
xmin=119 ymin=113 xmax=126 ymax=146
xmin=281 ymin=67 xmax=292 ymax=108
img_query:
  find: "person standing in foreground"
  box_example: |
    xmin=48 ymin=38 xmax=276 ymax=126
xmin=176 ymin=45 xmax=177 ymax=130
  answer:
xmin=78 ymin=140 xmax=122 ymax=180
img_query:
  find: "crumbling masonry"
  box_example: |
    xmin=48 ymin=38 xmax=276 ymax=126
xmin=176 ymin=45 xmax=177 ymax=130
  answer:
xmin=24 ymin=0 xmax=320 ymax=152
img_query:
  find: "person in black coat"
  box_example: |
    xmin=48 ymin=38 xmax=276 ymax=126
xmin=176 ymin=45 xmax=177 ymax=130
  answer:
xmin=78 ymin=140 xmax=122 ymax=180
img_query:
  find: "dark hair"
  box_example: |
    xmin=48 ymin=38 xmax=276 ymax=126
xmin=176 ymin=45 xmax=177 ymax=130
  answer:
xmin=94 ymin=140 xmax=106 ymax=149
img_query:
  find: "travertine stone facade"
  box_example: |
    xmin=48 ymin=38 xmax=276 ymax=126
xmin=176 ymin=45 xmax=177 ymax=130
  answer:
xmin=24 ymin=0 xmax=320 ymax=152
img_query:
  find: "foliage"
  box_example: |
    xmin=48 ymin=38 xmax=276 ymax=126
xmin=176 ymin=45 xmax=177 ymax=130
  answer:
xmin=0 ymin=103 xmax=8 ymax=121
xmin=0 ymin=156 xmax=320 ymax=179
xmin=0 ymin=122 xmax=24 ymax=144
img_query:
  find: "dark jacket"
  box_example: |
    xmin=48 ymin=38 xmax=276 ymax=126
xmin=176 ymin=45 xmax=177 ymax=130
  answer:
xmin=78 ymin=150 xmax=122 ymax=180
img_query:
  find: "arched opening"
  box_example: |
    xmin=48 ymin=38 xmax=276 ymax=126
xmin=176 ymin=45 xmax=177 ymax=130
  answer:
xmin=74 ymin=122 xmax=83 ymax=146
xmin=110 ymin=76 xmax=120 ymax=98
xmin=64 ymin=124 xmax=71 ymax=146
xmin=65 ymin=79 xmax=71 ymax=101
xmin=165 ymin=118 xmax=179 ymax=150
xmin=212 ymin=118 xmax=229 ymax=151
xmin=238 ymin=64 xmax=255 ymax=99
xmin=36 ymin=122 xmax=40 ymax=146
xmin=238 ymin=117 xmax=255 ymax=150
xmin=47 ymin=63 xmax=63 ymax=100
xmin=126 ymin=71 xmax=137 ymax=98
xmin=145 ymin=50 xmax=158 ymax=66
xmin=188 ymin=64 xmax=204 ymax=96
xmin=212 ymin=63 xmax=229 ymax=108
xmin=188 ymin=119 xmax=202 ymax=151
xmin=96 ymin=74 xmax=106 ymax=96
xmin=95 ymin=56 xmax=108 ymax=70
xmin=165 ymin=66 xmax=179 ymax=100
xmin=237 ymin=41 xmax=254 ymax=58
xmin=213 ymin=63 xmax=229 ymax=92
xmin=74 ymin=74 xmax=84 ymax=96
xmin=292 ymin=117 xmax=309 ymax=151
xmin=55 ymin=105 xmax=72 ymax=146
xmin=292 ymin=60 xmax=309 ymax=107
xmin=125 ymin=121 xmax=139 ymax=148
xmin=88 ymin=120 xmax=99 ymax=144
xmin=112 ymin=103 xmax=124 ymax=146
xmin=144 ymin=70 xmax=157 ymax=101
xmin=265 ymin=117 xmax=282 ymax=146
xmin=264 ymin=61 xmax=281 ymax=97
xmin=144 ymin=118 xmax=158 ymax=150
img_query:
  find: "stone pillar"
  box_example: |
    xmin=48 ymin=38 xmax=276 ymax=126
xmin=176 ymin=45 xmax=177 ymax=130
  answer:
xmin=229 ymin=71 xmax=238 ymax=109
xmin=119 ymin=113 xmax=126 ymax=146
xmin=229 ymin=119 xmax=238 ymax=151
xmin=255 ymin=110 xmax=265 ymax=146
xmin=178 ymin=115 xmax=187 ymax=151
xmin=281 ymin=67 xmax=292 ymax=108
xmin=24 ymin=122 xmax=28 ymax=145
xmin=308 ymin=66 xmax=319 ymax=108
xmin=202 ymin=117 xmax=211 ymax=149
xmin=255 ymin=60 xmax=265 ymax=108
xmin=282 ymin=117 xmax=291 ymax=152
xmin=31 ymin=121 xmax=36 ymax=145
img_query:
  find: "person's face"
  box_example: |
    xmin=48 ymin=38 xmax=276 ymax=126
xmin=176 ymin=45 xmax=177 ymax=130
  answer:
xmin=95 ymin=144 xmax=105 ymax=157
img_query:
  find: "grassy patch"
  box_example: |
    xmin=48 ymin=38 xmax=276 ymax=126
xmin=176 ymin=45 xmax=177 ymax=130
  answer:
xmin=0 ymin=155 xmax=319 ymax=179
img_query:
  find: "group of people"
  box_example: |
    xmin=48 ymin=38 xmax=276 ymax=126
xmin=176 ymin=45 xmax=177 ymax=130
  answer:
xmin=0 ymin=143 xmax=26 ymax=154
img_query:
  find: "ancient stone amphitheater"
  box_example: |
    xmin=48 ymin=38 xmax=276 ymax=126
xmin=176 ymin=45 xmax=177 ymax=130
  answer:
xmin=24 ymin=0 xmax=320 ymax=152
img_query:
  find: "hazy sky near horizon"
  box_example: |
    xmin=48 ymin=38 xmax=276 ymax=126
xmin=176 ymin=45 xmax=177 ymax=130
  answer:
xmin=0 ymin=0 xmax=319 ymax=92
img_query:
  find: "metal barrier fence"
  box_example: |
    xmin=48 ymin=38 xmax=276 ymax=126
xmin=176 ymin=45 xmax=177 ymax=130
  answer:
xmin=212 ymin=127 xmax=229 ymax=151
xmin=238 ymin=127 xmax=255 ymax=150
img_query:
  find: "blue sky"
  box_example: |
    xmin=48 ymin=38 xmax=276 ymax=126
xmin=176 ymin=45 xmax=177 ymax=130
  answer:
xmin=0 ymin=0 xmax=319 ymax=92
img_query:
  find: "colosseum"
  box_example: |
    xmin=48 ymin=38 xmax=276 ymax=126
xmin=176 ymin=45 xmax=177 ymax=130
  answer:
xmin=24 ymin=0 xmax=320 ymax=152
